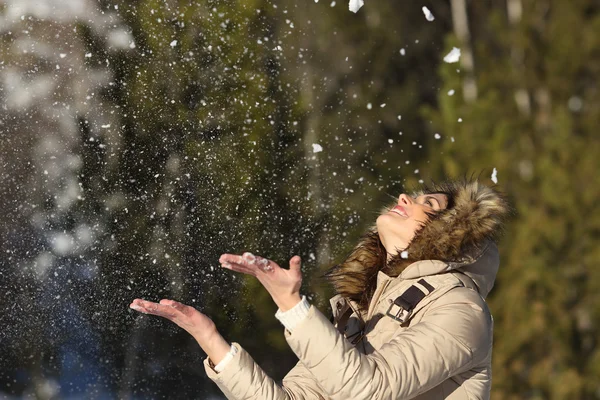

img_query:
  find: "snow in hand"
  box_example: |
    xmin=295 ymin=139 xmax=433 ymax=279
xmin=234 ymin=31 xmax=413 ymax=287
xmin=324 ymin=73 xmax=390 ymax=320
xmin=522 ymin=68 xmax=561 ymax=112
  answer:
xmin=242 ymin=252 xmax=256 ymax=264
xmin=312 ymin=143 xmax=323 ymax=153
xmin=491 ymin=168 xmax=498 ymax=184
xmin=422 ymin=6 xmax=435 ymax=21
xmin=443 ymin=47 xmax=461 ymax=63
xmin=348 ymin=0 xmax=364 ymax=13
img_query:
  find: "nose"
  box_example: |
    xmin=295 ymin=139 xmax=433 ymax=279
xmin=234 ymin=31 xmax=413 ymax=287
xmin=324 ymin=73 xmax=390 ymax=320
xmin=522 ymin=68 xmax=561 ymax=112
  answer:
xmin=398 ymin=194 xmax=413 ymax=205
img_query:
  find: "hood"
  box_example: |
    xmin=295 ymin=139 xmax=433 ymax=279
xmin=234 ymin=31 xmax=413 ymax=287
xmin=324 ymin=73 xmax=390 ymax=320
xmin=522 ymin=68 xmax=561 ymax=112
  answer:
xmin=325 ymin=179 xmax=509 ymax=309
xmin=399 ymin=239 xmax=499 ymax=298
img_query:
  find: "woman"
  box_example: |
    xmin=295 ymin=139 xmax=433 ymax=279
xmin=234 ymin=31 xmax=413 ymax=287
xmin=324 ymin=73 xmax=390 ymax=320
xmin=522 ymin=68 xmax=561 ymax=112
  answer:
xmin=130 ymin=178 xmax=509 ymax=399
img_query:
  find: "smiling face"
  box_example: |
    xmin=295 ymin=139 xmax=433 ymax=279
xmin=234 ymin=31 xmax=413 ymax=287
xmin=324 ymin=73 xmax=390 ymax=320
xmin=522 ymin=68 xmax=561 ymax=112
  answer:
xmin=376 ymin=192 xmax=449 ymax=258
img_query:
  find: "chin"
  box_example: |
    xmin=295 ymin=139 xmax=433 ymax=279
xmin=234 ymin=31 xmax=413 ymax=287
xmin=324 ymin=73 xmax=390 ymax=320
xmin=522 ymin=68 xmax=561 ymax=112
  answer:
xmin=375 ymin=214 xmax=390 ymax=233
xmin=376 ymin=214 xmax=394 ymax=245
xmin=376 ymin=214 xmax=410 ymax=252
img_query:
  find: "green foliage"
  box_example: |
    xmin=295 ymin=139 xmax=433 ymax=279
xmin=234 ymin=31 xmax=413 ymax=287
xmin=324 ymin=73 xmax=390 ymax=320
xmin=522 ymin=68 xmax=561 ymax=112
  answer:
xmin=423 ymin=1 xmax=600 ymax=398
xmin=2 ymin=0 xmax=597 ymax=397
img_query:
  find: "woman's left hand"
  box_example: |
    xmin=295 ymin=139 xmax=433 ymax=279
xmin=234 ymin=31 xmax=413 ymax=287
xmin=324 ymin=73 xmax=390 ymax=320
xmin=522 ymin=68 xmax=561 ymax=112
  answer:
xmin=129 ymin=298 xmax=231 ymax=365
xmin=219 ymin=253 xmax=303 ymax=312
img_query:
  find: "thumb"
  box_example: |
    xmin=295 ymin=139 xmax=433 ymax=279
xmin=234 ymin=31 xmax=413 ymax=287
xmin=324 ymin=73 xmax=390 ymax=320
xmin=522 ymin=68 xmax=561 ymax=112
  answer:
xmin=289 ymin=255 xmax=302 ymax=273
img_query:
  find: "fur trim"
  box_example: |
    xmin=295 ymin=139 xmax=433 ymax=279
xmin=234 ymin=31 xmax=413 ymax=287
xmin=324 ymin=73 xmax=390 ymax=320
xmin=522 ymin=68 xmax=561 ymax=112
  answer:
xmin=324 ymin=178 xmax=509 ymax=310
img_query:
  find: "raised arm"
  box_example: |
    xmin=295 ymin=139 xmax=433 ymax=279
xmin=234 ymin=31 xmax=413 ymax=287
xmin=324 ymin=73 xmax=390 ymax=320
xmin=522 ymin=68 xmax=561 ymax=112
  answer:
xmin=129 ymin=253 xmax=327 ymax=400
xmin=221 ymin=253 xmax=492 ymax=399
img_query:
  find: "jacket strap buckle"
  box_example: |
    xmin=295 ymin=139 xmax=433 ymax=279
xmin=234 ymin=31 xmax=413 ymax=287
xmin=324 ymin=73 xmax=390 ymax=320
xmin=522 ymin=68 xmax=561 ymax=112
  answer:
xmin=386 ymin=279 xmax=435 ymax=323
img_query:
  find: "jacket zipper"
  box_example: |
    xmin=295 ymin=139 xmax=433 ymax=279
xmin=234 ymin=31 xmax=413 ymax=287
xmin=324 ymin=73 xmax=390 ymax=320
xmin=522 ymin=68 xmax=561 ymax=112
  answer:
xmin=345 ymin=279 xmax=394 ymax=346
xmin=367 ymin=279 xmax=393 ymax=321
xmin=355 ymin=278 xmax=394 ymax=341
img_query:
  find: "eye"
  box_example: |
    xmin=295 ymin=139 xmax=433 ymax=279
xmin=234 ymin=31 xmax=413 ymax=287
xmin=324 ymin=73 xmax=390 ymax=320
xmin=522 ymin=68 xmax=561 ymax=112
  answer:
xmin=424 ymin=198 xmax=433 ymax=207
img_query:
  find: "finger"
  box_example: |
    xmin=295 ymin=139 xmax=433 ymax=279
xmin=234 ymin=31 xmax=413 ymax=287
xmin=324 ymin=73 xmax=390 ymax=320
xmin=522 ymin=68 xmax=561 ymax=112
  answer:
xmin=130 ymin=302 xmax=149 ymax=313
xmin=220 ymin=252 xmax=276 ymax=267
xmin=160 ymin=299 xmax=198 ymax=319
xmin=130 ymin=300 xmax=157 ymax=314
xmin=219 ymin=253 xmax=247 ymax=264
xmin=221 ymin=261 xmax=258 ymax=277
xmin=220 ymin=252 xmax=262 ymax=272
xmin=132 ymin=300 xmax=179 ymax=319
xmin=289 ymin=255 xmax=302 ymax=274
xmin=160 ymin=299 xmax=187 ymax=312
xmin=130 ymin=299 xmax=151 ymax=312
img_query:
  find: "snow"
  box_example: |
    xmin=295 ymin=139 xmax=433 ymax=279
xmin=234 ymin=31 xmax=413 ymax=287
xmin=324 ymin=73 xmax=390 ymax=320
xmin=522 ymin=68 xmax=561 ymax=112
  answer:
xmin=491 ymin=168 xmax=498 ymax=184
xmin=568 ymin=96 xmax=583 ymax=112
xmin=51 ymin=232 xmax=75 ymax=256
xmin=422 ymin=6 xmax=435 ymax=21
xmin=108 ymin=29 xmax=134 ymax=50
xmin=312 ymin=143 xmax=323 ymax=153
xmin=401 ymin=251 xmax=409 ymax=259
xmin=443 ymin=47 xmax=461 ymax=63
xmin=242 ymin=252 xmax=256 ymax=264
xmin=3 ymin=0 xmax=87 ymax=22
xmin=367 ymin=103 xmax=372 ymax=110
xmin=400 ymin=48 xmax=406 ymax=56
xmin=348 ymin=0 xmax=364 ymax=13
xmin=434 ymin=133 xmax=441 ymax=139
xmin=448 ymin=89 xmax=455 ymax=96
xmin=170 ymin=40 xmax=178 ymax=47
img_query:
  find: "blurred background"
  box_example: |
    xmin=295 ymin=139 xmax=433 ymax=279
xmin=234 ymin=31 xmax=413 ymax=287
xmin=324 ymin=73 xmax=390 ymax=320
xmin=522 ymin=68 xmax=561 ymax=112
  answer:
xmin=0 ymin=0 xmax=598 ymax=399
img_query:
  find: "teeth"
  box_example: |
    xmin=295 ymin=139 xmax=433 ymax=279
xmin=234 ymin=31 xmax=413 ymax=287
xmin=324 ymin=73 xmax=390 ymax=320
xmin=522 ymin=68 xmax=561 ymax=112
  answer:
xmin=392 ymin=208 xmax=407 ymax=217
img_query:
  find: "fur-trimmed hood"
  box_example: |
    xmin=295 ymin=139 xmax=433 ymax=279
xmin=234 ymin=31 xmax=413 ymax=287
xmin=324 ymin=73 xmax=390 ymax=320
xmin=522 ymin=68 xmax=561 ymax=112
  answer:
xmin=325 ymin=179 xmax=509 ymax=310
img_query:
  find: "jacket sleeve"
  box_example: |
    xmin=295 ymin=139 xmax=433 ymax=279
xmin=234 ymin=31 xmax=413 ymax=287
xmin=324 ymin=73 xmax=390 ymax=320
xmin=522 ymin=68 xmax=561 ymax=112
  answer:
xmin=284 ymin=289 xmax=492 ymax=400
xmin=204 ymin=343 xmax=326 ymax=400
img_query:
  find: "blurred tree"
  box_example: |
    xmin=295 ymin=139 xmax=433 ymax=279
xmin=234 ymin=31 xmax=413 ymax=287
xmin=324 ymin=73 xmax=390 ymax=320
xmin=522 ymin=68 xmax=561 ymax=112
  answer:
xmin=103 ymin=0 xmax=457 ymax=396
xmin=423 ymin=0 xmax=600 ymax=398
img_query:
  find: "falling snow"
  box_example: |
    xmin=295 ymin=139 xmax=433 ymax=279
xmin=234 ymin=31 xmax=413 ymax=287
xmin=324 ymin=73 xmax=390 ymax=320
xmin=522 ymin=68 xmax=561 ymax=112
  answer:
xmin=422 ymin=6 xmax=435 ymax=22
xmin=0 ymin=1 xmax=487 ymax=397
xmin=443 ymin=47 xmax=461 ymax=63
xmin=348 ymin=0 xmax=364 ymax=13
xmin=491 ymin=168 xmax=498 ymax=184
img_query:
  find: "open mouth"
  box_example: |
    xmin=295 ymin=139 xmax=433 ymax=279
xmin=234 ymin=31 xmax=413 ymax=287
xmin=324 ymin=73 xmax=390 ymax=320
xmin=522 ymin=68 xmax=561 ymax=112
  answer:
xmin=391 ymin=205 xmax=408 ymax=218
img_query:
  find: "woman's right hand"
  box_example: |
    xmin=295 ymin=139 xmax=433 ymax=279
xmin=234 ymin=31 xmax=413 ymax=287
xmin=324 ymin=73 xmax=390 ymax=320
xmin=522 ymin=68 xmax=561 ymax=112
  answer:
xmin=219 ymin=253 xmax=303 ymax=312
xmin=130 ymin=299 xmax=231 ymax=365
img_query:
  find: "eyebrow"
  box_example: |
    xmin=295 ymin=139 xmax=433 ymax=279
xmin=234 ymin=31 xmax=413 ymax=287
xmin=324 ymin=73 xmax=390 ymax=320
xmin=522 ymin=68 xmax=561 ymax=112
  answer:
xmin=427 ymin=196 xmax=441 ymax=209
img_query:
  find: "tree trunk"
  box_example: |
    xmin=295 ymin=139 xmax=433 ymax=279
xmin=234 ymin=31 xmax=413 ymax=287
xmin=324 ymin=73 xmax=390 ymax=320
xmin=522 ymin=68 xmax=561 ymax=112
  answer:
xmin=450 ymin=0 xmax=477 ymax=102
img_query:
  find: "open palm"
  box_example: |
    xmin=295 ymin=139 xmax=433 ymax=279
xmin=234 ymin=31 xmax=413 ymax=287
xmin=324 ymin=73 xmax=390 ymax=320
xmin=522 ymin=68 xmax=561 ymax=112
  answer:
xmin=219 ymin=252 xmax=303 ymax=311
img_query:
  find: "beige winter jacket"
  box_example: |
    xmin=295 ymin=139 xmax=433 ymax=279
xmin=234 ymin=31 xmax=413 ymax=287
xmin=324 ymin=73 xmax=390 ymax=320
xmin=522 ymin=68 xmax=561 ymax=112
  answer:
xmin=205 ymin=242 xmax=498 ymax=399
xmin=205 ymin=180 xmax=507 ymax=399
